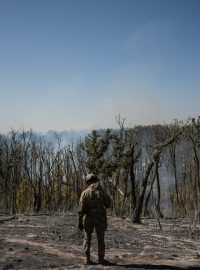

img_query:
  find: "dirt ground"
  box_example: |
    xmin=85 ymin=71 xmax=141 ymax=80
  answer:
xmin=0 ymin=213 xmax=200 ymax=270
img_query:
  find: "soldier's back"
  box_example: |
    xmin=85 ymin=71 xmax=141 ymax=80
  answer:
xmin=84 ymin=183 xmax=108 ymax=223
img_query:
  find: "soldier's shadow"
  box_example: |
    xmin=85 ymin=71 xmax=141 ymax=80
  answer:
xmin=113 ymin=263 xmax=200 ymax=269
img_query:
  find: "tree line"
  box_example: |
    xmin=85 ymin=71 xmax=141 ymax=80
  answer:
xmin=0 ymin=116 xmax=200 ymax=224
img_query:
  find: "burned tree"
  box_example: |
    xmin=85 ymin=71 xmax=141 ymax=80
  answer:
xmin=132 ymin=130 xmax=181 ymax=223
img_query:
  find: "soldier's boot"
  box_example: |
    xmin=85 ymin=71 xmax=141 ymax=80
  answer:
xmin=98 ymin=258 xmax=111 ymax=265
xmin=84 ymin=255 xmax=95 ymax=265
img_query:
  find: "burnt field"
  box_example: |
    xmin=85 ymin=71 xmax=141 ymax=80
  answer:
xmin=0 ymin=213 xmax=200 ymax=270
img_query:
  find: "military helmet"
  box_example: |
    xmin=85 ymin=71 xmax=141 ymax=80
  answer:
xmin=85 ymin=173 xmax=98 ymax=184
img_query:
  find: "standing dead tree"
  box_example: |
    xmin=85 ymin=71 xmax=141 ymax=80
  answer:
xmin=132 ymin=130 xmax=181 ymax=223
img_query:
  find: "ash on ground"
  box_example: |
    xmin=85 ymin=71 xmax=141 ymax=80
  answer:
xmin=0 ymin=213 xmax=200 ymax=270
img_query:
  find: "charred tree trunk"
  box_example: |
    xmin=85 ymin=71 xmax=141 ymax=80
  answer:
xmin=155 ymin=156 xmax=163 ymax=218
xmin=130 ymin=145 xmax=136 ymax=211
xmin=33 ymin=189 xmax=42 ymax=213
xmin=33 ymin=174 xmax=43 ymax=213
xmin=191 ymin=136 xmax=200 ymax=189
xmin=172 ymin=148 xmax=180 ymax=206
xmin=144 ymin=167 xmax=156 ymax=216
xmin=132 ymin=161 xmax=154 ymax=223
xmin=132 ymin=131 xmax=181 ymax=223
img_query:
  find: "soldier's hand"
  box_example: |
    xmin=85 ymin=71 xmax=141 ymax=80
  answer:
xmin=78 ymin=223 xmax=84 ymax=231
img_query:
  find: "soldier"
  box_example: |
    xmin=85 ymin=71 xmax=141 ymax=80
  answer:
xmin=78 ymin=173 xmax=111 ymax=265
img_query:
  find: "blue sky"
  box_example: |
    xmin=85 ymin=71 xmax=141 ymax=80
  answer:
xmin=0 ymin=0 xmax=200 ymax=132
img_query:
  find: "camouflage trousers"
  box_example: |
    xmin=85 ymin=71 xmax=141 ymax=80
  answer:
xmin=83 ymin=222 xmax=107 ymax=260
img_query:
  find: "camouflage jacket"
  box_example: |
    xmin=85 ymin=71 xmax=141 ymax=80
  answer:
xmin=78 ymin=182 xmax=111 ymax=224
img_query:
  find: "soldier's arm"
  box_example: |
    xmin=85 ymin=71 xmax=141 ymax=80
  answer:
xmin=78 ymin=192 xmax=87 ymax=224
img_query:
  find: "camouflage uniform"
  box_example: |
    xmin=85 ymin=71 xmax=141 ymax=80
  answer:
xmin=78 ymin=181 xmax=111 ymax=263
